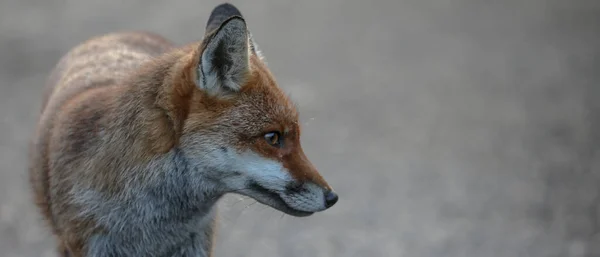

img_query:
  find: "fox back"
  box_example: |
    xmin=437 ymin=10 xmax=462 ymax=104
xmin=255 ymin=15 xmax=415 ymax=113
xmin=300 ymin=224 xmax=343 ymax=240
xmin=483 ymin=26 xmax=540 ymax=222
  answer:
xmin=29 ymin=3 xmax=337 ymax=257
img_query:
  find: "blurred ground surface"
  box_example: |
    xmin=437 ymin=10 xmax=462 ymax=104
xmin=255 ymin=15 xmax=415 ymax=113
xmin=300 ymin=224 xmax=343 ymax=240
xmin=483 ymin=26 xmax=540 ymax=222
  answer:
xmin=1 ymin=0 xmax=600 ymax=256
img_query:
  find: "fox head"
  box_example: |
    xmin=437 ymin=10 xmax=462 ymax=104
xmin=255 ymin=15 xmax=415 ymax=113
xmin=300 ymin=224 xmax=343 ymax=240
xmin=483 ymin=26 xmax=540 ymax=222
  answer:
xmin=158 ymin=4 xmax=338 ymax=216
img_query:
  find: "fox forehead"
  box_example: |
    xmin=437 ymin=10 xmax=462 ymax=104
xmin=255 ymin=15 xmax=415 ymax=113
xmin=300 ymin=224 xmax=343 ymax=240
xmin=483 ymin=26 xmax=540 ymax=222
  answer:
xmin=232 ymin=91 xmax=299 ymax=129
xmin=242 ymin=56 xmax=299 ymax=123
xmin=224 ymin=57 xmax=298 ymax=127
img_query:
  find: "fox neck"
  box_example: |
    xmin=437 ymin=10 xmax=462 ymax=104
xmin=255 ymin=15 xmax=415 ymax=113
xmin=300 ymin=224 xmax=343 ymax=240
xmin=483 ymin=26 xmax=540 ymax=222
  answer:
xmin=87 ymin=147 xmax=222 ymax=256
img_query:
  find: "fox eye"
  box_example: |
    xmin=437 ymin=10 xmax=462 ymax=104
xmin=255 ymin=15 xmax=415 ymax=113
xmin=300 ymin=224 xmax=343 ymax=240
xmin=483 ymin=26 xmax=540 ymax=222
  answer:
xmin=264 ymin=132 xmax=282 ymax=147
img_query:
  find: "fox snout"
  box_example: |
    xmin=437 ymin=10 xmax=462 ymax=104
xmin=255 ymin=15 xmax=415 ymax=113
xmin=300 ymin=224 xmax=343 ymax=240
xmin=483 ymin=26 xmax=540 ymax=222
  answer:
xmin=247 ymin=177 xmax=337 ymax=217
xmin=285 ymin=181 xmax=338 ymax=207
xmin=279 ymin=149 xmax=338 ymax=210
xmin=283 ymin=180 xmax=339 ymax=209
xmin=211 ymin=143 xmax=337 ymax=217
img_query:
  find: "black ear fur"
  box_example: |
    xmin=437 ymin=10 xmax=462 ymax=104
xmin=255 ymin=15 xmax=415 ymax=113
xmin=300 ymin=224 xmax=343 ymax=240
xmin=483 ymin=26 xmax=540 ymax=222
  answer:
xmin=206 ymin=3 xmax=243 ymax=34
xmin=205 ymin=3 xmax=263 ymax=60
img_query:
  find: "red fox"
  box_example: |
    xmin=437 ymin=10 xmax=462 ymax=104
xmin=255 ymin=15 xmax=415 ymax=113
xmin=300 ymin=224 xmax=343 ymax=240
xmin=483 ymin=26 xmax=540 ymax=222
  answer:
xmin=28 ymin=3 xmax=338 ymax=256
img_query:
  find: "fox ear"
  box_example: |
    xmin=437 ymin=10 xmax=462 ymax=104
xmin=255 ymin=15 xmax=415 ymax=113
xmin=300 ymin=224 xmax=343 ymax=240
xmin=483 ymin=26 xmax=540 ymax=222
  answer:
xmin=198 ymin=16 xmax=250 ymax=95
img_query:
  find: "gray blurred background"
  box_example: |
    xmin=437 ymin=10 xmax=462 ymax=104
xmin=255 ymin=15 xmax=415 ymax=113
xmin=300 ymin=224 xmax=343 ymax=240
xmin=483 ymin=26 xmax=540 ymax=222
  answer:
xmin=1 ymin=0 xmax=600 ymax=256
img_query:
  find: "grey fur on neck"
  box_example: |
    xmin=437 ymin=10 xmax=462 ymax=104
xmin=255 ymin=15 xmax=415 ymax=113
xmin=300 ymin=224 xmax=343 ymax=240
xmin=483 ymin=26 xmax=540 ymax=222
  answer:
xmin=80 ymin=148 xmax=221 ymax=257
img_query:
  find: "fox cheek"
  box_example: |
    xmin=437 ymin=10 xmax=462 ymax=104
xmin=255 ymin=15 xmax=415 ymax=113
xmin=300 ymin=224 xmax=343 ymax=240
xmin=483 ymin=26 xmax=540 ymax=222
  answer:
xmin=216 ymin=148 xmax=291 ymax=188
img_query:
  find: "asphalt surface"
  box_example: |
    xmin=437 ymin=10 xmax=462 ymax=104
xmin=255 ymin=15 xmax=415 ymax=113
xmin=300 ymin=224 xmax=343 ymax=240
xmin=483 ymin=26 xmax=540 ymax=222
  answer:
xmin=1 ymin=0 xmax=600 ymax=256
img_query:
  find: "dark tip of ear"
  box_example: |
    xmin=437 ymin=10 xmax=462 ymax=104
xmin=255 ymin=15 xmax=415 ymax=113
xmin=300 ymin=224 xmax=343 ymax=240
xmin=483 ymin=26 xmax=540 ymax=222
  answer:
xmin=206 ymin=3 xmax=243 ymax=33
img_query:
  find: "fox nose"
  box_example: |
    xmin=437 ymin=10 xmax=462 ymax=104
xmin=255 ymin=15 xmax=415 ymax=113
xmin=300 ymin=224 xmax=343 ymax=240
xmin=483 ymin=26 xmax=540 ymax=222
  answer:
xmin=324 ymin=190 xmax=338 ymax=208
